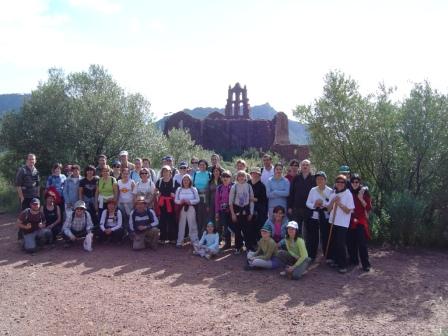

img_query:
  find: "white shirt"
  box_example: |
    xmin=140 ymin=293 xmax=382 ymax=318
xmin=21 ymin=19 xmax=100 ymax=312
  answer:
xmin=327 ymin=189 xmax=355 ymax=228
xmin=261 ymin=166 xmax=274 ymax=186
xmin=306 ymin=186 xmax=333 ymax=220
xmin=118 ymin=179 xmax=134 ymax=203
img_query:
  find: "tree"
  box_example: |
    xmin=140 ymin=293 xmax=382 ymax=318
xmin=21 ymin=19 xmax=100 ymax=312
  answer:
xmin=0 ymin=65 xmax=156 ymax=178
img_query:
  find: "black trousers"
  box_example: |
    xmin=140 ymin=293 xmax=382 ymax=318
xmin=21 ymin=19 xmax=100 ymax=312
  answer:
xmin=253 ymin=205 xmax=267 ymax=241
xmin=291 ymin=207 xmax=309 ymax=236
xmin=332 ymin=226 xmax=348 ymax=269
xmin=347 ymin=226 xmax=370 ymax=268
xmin=159 ymin=206 xmax=177 ymax=241
xmin=305 ymin=218 xmax=330 ymax=259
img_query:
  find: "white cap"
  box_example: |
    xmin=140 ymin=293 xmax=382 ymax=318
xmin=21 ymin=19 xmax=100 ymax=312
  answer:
xmin=286 ymin=221 xmax=299 ymax=230
xmin=119 ymin=150 xmax=128 ymax=157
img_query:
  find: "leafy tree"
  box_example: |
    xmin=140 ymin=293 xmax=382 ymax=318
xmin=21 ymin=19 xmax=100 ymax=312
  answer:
xmin=0 ymin=65 xmax=156 ymax=179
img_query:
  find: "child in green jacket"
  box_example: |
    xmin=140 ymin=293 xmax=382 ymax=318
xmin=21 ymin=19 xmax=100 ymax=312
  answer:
xmin=245 ymin=223 xmax=281 ymax=270
xmin=278 ymin=221 xmax=311 ymax=279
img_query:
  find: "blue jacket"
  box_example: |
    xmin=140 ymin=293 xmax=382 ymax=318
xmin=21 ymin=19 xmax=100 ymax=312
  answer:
xmin=198 ymin=232 xmax=220 ymax=251
xmin=266 ymin=176 xmax=290 ymax=210
xmin=63 ymin=176 xmax=80 ymax=206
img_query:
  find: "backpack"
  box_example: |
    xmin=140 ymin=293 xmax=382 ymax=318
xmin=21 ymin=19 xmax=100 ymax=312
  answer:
xmin=71 ymin=211 xmax=88 ymax=224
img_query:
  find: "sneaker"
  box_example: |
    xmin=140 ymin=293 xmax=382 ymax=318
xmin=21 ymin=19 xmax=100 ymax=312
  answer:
xmin=192 ymin=250 xmax=198 ymax=255
xmin=338 ymin=268 xmax=347 ymax=274
xmin=362 ymin=266 xmax=371 ymax=272
xmin=325 ymin=259 xmax=334 ymax=265
xmin=205 ymin=254 xmax=211 ymax=260
xmin=175 ymin=244 xmax=182 ymax=249
xmin=279 ymin=271 xmax=286 ymax=276
xmin=234 ymin=248 xmax=242 ymax=255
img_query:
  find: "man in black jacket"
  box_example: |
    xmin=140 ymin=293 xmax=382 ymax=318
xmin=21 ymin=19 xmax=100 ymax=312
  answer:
xmin=287 ymin=159 xmax=316 ymax=235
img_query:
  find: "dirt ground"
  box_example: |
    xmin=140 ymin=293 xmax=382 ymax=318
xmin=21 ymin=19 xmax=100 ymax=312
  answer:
xmin=0 ymin=213 xmax=447 ymax=336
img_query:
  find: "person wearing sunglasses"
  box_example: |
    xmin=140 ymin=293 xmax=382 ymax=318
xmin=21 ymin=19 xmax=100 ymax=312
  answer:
xmin=133 ymin=167 xmax=156 ymax=209
xmin=347 ymin=174 xmax=372 ymax=272
xmin=285 ymin=159 xmax=300 ymax=183
xmin=326 ymin=175 xmax=355 ymax=274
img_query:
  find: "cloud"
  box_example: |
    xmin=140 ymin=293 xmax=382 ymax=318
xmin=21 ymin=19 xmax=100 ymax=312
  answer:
xmin=68 ymin=0 xmax=121 ymax=15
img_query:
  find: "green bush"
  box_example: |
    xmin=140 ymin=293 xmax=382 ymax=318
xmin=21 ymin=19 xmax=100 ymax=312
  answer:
xmin=0 ymin=175 xmax=18 ymax=213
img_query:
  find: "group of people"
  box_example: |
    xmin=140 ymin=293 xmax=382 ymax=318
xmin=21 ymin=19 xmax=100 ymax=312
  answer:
xmin=15 ymin=151 xmax=372 ymax=279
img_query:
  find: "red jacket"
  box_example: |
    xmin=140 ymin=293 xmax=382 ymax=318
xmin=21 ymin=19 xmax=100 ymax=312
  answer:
xmin=350 ymin=190 xmax=372 ymax=239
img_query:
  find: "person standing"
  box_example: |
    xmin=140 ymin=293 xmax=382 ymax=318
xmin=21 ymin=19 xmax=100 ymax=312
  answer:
xmin=266 ymin=163 xmax=290 ymax=219
xmin=133 ymin=168 xmax=156 ymax=209
xmin=248 ymin=167 xmax=268 ymax=241
xmin=326 ymin=175 xmax=355 ymax=274
xmin=117 ymin=167 xmax=135 ymax=232
xmin=119 ymin=150 xmax=135 ymax=170
xmin=155 ymin=165 xmax=180 ymax=243
xmin=260 ymin=154 xmax=274 ymax=186
xmin=79 ymin=165 xmax=99 ymax=224
xmin=208 ymin=165 xmax=223 ymax=224
xmin=95 ymin=165 xmax=118 ymax=220
xmin=305 ymin=171 xmax=332 ymax=261
xmin=142 ymin=158 xmax=157 ymax=184
xmin=215 ymin=170 xmax=234 ymax=248
xmin=192 ymin=159 xmax=211 ymax=234
xmin=15 ymin=153 xmax=40 ymax=210
xmin=62 ymin=164 xmax=81 ymax=216
xmin=95 ymin=154 xmax=108 ymax=177
xmin=287 ymin=159 xmax=315 ymax=235
xmin=285 ymin=159 xmax=300 ymax=183
xmin=347 ymin=174 xmax=372 ymax=272
xmin=229 ymin=170 xmax=254 ymax=254
xmin=130 ymin=158 xmax=143 ymax=183
xmin=175 ymin=175 xmax=200 ymax=248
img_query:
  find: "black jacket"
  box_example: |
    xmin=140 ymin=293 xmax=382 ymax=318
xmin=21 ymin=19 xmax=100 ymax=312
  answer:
xmin=287 ymin=173 xmax=316 ymax=210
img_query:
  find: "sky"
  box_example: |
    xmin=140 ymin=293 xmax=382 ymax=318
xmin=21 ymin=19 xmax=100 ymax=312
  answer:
xmin=0 ymin=0 xmax=447 ymax=120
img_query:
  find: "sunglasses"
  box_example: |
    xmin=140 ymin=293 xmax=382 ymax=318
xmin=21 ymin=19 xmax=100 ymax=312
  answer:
xmin=222 ymin=175 xmax=231 ymax=178
xmin=140 ymin=172 xmax=148 ymax=175
xmin=179 ymin=167 xmax=187 ymax=170
xmin=336 ymin=181 xmax=345 ymax=184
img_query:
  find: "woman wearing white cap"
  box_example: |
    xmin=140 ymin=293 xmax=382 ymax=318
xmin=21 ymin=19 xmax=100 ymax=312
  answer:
xmin=277 ymin=221 xmax=311 ymax=280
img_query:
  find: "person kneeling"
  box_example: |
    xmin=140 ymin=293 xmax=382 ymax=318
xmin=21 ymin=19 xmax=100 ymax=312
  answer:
xmin=129 ymin=196 xmax=159 ymax=250
xmin=193 ymin=221 xmax=220 ymax=259
xmin=99 ymin=198 xmax=124 ymax=243
xmin=62 ymin=200 xmax=94 ymax=249
xmin=17 ymin=198 xmax=52 ymax=253
xmin=245 ymin=224 xmax=281 ymax=270
xmin=277 ymin=221 xmax=311 ymax=280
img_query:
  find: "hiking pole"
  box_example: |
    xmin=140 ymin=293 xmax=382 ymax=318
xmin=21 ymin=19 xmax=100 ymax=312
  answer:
xmin=325 ymin=200 xmax=338 ymax=259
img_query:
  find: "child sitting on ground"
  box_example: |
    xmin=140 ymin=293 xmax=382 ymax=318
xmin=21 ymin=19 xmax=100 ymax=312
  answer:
xmin=245 ymin=223 xmax=281 ymax=270
xmin=193 ymin=221 xmax=220 ymax=259
xmin=277 ymin=221 xmax=311 ymax=280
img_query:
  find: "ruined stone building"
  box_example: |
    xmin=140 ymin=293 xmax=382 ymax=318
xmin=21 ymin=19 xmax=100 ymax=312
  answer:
xmin=164 ymin=83 xmax=309 ymax=161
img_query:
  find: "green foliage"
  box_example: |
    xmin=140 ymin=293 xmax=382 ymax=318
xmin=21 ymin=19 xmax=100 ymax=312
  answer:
xmin=296 ymin=70 xmax=448 ymax=247
xmin=165 ymin=128 xmax=214 ymax=167
xmin=0 ymin=65 xmax=157 ymax=178
xmin=0 ymin=173 xmax=18 ymax=213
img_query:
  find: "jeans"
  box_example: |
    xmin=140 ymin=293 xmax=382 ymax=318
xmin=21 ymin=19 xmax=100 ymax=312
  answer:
xmin=23 ymin=229 xmax=53 ymax=253
xmin=277 ymin=250 xmax=311 ymax=279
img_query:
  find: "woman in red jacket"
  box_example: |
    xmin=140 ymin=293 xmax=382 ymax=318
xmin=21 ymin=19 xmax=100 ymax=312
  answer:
xmin=347 ymin=174 xmax=372 ymax=272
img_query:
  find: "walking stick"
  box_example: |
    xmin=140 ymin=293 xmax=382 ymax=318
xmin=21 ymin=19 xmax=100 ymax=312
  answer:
xmin=325 ymin=200 xmax=338 ymax=259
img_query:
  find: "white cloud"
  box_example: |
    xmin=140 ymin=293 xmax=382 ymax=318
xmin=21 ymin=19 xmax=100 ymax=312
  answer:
xmin=68 ymin=0 xmax=121 ymax=15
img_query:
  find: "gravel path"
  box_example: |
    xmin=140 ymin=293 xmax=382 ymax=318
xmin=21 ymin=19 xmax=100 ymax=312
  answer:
xmin=0 ymin=213 xmax=447 ymax=336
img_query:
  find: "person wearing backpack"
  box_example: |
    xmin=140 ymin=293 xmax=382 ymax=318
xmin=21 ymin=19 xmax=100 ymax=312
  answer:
xmin=192 ymin=159 xmax=211 ymax=235
xmin=175 ymin=174 xmax=200 ymax=248
xmin=95 ymin=165 xmax=118 ymax=222
xmin=16 ymin=198 xmax=52 ymax=253
xmin=98 ymin=198 xmax=124 ymax=243
xmin=229 ymin=170 xmax=255 ymax=254
xmin=129 ymin=196 xmax=159 ymax=250
xmin=62 ymin=200 xmax=94 ymax=247
xmin=214 ymin=170 xmax=233 ymax=249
